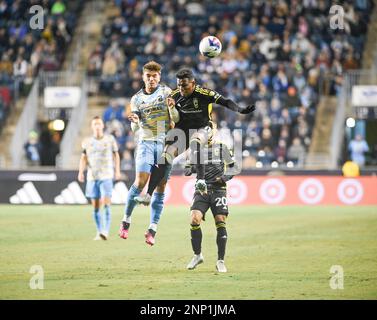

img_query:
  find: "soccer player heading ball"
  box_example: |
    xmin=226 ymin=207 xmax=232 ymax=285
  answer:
xmin=134 ymin=68 xmax=255 ymax=205
xmin=119 ymin=61 xmax=179 ymax=246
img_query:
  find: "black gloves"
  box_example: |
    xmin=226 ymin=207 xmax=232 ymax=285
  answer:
xmin=239 ymin=104 xmax=256 ymax=114
xmin=184 ymin=165 xmax=193 ymax=176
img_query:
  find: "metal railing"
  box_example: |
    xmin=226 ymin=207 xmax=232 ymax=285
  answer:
xmin=329 ymin=85 xmax=346 ymax=169
xmin=329 ymin=69 xmax=377 ymax=168
xmin=9 ymin=79 xmax=39 ymax=168
xmin=39 ymin=70 xmax=84 ymax=89
xmin=56 ymin=76 xmax=88 ymax=168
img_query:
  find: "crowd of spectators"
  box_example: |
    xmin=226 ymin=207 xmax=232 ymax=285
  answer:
xmin=92 ymin=0 xmax=373 ymax=168
xmin=0 ymin=0 xmax=82 ymax=141
xmin=90 ymin=0 xmax=372 ymax=169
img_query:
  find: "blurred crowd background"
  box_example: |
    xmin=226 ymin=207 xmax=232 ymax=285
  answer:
xmin=0 ymin=0 xmax=374 ymax=169
xmin=87 ymin=0 xmax=372 ymax=169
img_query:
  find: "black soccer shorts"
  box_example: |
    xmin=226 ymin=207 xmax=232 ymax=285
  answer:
xmin=190 ymin=188 xmax=229 ymax=220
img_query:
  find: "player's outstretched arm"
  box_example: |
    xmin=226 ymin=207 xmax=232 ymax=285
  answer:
xmin=216 ymin=96 xmax=256 ymax=114
xmin=128 ymin=112 xmax=140 ymax=132
xmin=218 ymin=161 xmax=240 ymax=183
xmin=167 ymin=97 xmax=180 ymax=123
xmin=78 ymin=153 xmax=87 ymax=183
xmin=113 ymin=151 xmax=121 ymax=180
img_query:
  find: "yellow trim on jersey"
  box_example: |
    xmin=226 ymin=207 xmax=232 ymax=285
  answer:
xmin=171 ymin=88 xmax=180 ymax=97
xmin=208 ymin=103 xmax=213 ymax=119
xmin=195 ymin=86 xmax=211 ymax=96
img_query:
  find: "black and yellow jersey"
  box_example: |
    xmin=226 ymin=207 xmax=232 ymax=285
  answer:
xmin=170 ymin=85 xmax=222 ymax=130
xmin=189 ymin=142 xmax=237 ymax=189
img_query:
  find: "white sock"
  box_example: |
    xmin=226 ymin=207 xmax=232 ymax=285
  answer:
xmin=148 ymin=223 xmax=158 ymax=232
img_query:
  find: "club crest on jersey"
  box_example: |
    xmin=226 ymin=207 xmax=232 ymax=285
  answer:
xmin=143 ymin=108 xmax=151 ymax=116
xmin=193 ymin=98 xmax=199 ymax=108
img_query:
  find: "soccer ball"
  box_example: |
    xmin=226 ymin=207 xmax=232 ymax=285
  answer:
xmin=199 ymin=36 xmax=222 ymax=58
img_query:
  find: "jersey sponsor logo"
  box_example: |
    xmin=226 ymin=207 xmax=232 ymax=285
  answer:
xmin=9 ymin=182 xmax=43 ymax=204
xmin=180 ymin=109 xmax=202 ymax=114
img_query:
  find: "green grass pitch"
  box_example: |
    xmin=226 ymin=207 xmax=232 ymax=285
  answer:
xmin=0 ymin=204 xmax=376 ymax=299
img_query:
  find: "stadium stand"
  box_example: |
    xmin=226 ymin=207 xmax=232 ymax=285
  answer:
xmin=88 ymin=0 xmax=373 ymax=168
xmin=0 ymin=0 xmax=83 ymax=163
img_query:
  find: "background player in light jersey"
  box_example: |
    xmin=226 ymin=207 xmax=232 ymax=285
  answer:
xmin=118 ymin=61 xmax=179 ymax=246
xmin=78 ymin=116 xmax=121 ymax=240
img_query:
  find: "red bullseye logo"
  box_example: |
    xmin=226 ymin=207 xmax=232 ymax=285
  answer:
xmin=227 ymin=178 xmax=248 ymax=204
xmin=259 ymin=178 xmax=286 ymax=204
xmin=337 ymin=179 xmax=363 ymax=204
xmin=298 ymin=178 xmax=325 ymax=204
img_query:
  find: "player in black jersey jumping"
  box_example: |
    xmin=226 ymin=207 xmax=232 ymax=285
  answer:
xmin=134 ymin=68 xmax=254 ymax=206
xmin=185 ymin=136 xmax=238 ymax=273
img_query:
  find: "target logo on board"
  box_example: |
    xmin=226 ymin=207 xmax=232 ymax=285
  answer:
xmin=182 ymin=178 xmax=197 ymax=204
xmin=298 ymin=178 xmax=325 ymax=204
xmin=227 ymin=178 xmax=248 ymax=204
xmin=337 ymin=179 xmax=363 ymax=205
xmin=259 ymin=178 xmax=286 ymax=204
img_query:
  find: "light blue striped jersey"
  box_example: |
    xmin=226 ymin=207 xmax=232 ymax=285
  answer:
xmin=131 ymin=84 xmax=172 ymax=142
xmin=82 ymin=134 xmax=118 ymax=181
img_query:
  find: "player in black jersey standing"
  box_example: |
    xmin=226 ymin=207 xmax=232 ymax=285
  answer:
xmin=135 ymin=68 xmax=254 ymax=205
xmin=185 ymin=136 xmax=238 ymax=273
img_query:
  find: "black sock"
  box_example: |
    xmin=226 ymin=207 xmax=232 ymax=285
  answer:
xmin=122 ymin=221 xmax=130 ymax=230
xmin=190 ymin=224 xmax=202 ymax=255
xmin=216 ymin=221 xmax=227 ymax=260
xmin=190 ymin=141 xmax=205 ymax=179
xmin=148 ymin=229 xmax=156 ymax=237
xmin=196 ymin=164 xmax=205 ymax=180
xmin=147 ymin=163 xmax=168 ymax=195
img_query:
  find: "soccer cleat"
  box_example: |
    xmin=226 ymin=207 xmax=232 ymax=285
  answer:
xmin=195 ymin=179 xmax=207 ymax=195
xmin=187 ymin=253 xmax=204 ymax=270
xmin=134 ymin=193 xmax=152 ymax=206
xmin=216 ymin=260 xmax=227 ymax=273
xmin=144 ymin=231 xmax=155 ymax=246
xmin=99 ymin=232 xmax=108 ymax=240
xmin=93 ymin=233 xmax=102 ymax=241
xmin=119 ymin=222 xmax=129 ymax=239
